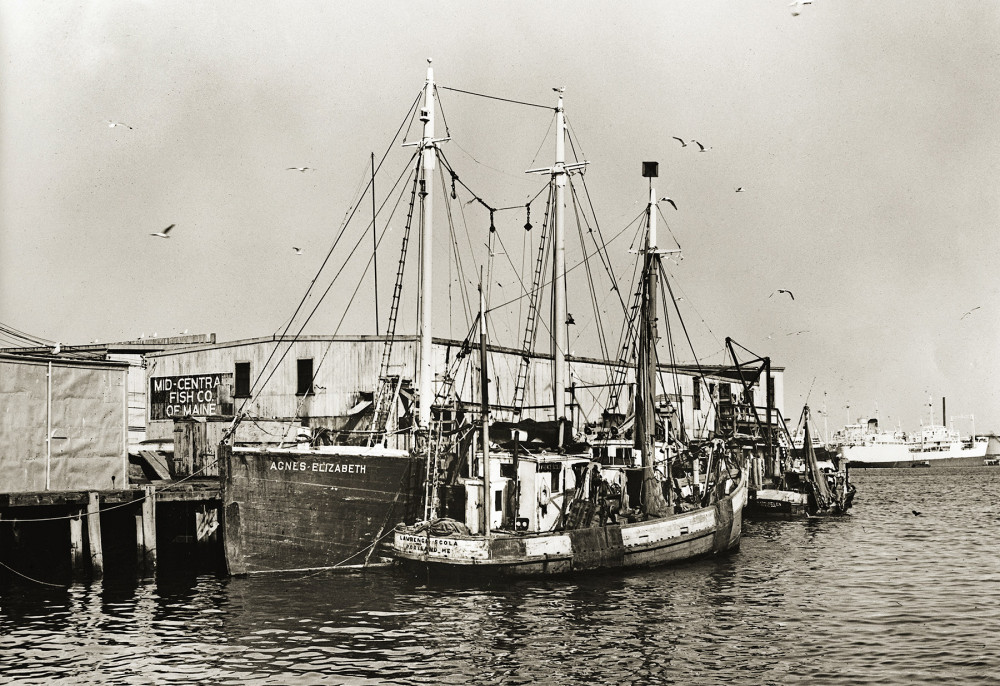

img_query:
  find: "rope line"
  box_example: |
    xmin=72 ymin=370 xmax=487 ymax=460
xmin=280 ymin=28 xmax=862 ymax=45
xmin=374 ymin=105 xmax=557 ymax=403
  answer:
xmin=438 ymin=85 xmax=554 ymax=110
xmin=0 ymin=559 xmax=68 ymax=588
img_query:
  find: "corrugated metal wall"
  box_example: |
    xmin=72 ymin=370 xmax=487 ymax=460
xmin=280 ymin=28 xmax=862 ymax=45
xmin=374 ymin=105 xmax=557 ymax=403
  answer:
xmin=143 ymin=337 xmax=780 ymax=440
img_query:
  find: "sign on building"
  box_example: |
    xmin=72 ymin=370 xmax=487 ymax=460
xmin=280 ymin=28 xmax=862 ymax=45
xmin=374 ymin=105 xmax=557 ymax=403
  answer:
xmin=150 ymin=373 xmax=234 ymax=420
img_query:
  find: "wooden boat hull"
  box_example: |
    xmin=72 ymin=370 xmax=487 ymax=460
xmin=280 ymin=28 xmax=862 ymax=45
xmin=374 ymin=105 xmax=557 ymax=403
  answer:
xmin=392 ymin=474 xmax=746 ymax=577
xmin=745 ymin=487 xmax=854 ymax=519
xmin=745 ymin=488 xmax=810 ymax=519
xmin=219 ymin=444 xmax=423 ymax=574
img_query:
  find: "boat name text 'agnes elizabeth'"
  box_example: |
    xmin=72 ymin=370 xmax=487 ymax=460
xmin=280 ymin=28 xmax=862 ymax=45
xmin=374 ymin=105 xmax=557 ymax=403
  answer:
xmin=268 ymin=460 xmax=367 ymax=474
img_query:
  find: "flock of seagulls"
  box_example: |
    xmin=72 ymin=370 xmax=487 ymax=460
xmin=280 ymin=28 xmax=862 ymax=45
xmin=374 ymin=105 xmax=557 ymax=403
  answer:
xmin=109 ymin=108 xmax=312 ymax=249
xmin=671 ymin=137 xmax=708 ymax=152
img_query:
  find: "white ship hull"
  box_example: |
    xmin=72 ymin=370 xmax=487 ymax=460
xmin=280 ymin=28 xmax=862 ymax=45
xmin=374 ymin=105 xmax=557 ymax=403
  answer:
xmin=840 ymin=442 xmax=910 ymax=466
xmin=844 ymin=439 xmax=988 ymax=468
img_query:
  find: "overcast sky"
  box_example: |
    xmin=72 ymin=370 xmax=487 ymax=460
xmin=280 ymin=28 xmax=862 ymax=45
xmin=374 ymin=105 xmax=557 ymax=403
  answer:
xmin=2 ymin=2 xmax=998 ymax=434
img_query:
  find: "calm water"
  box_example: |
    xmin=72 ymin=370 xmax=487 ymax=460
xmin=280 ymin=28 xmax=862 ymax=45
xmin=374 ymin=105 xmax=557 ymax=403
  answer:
xmin=2 ymin=467 xmax=998 ymax=685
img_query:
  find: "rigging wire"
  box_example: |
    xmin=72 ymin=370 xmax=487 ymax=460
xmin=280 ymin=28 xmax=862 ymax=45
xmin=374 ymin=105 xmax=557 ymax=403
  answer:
xmin=485 ymin=208 xmax=646 ymax=315
xmin=658 ymin=261 xmax=724 ymax=423
xmin=231 ymin=90 xmax=423 ymax=427
xmin=440 ymin=168 xmax=474 ymax=331
xmin=527 ymin=111 xmax=557 ymax=171
xmin=281 ymin=164 xmax=420 ymax=438
xmin=245 ymin=152 xmax=420 ymax=426
xmin=437 ymin=85 xmax=554 ymax=110
xmin=0 ymin=321 xmax=56 ymax=347
xmin=569 ymin=174 xmax=629 ymax=316
xmin=569 ymin=190 xmax=611 ymax=364
xmin=564 ymin=114 xmax=591 ymax=174
xmin=655 ymin=205 xmax=684 ymax=253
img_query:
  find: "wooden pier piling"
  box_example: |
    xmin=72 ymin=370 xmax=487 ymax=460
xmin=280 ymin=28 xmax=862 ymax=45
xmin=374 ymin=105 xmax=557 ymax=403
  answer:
xmin=0 ymin=483 xmax=220 ymax=581
xmin=69 ymin=511 xmax=85 ymax=577
xmin=135 ymin=485 xmax=157 ymax=577
xmin=86 ymin=492 xmax=104 ymax=578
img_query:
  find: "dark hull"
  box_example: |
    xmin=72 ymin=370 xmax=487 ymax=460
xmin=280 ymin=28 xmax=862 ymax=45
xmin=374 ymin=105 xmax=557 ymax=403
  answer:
xmin=219 ymin=444 xmax=423 ymax=574
xmin=745 ymin=492 xmax=809 ymax=520
xmin=848 ymin=454 xmax=987 ymax=468
xmin=746 ymin=487 xmax=854 ymax=520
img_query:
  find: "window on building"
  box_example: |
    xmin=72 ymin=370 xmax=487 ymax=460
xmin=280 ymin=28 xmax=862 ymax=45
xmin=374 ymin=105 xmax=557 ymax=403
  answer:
xmin=234 ymin=362 xmax=251 ymax=398
xmin=692 ymin=377 xmax=701 ymax=411
xmin=296 ymin=358 xmax=314 ymax=395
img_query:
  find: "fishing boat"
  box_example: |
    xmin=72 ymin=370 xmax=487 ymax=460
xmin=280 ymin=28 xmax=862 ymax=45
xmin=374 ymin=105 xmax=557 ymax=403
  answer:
xmin=213 ymin=62 xmax=763 ymax=575
xmin=745 ymin=405 xmax=855 ymax=519
xmin=391 ymin=87 xmax=748 ymax=577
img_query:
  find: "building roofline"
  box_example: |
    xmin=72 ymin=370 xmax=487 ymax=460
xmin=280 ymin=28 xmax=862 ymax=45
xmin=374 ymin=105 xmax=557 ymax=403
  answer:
xmin=141 ymin=334 xmax=784 ymax=373
xmin=0 ymin=351 xmax=130 ymax=369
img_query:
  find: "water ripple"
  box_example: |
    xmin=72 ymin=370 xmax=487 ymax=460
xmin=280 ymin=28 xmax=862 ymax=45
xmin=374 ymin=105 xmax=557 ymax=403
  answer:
xmin=2 ymin=468 xmax=998 ymax=684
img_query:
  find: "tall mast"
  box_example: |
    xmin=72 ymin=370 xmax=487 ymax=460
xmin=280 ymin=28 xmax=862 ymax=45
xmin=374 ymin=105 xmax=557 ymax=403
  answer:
xmin=552 ymin=90 xmax=568 ymax=422
xmin=479 ymin=282 xmax=491 ymax=537
xmin=418 ymin=59 xmax=436 ymax=429
xmin=637 ymin=164 xmax=671 ymax=517
xmin=525 ymin=90 xmax=587 ymax=426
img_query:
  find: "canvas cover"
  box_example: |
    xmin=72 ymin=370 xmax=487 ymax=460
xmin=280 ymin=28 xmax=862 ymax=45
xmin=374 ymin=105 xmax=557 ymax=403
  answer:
xmin=0 ymin=356 xmax=127 ymax=492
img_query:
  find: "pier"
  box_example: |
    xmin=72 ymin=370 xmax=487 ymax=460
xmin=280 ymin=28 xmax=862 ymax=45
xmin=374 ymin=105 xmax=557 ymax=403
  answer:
xmin=0 ymin=483 xmax=222 ymax=583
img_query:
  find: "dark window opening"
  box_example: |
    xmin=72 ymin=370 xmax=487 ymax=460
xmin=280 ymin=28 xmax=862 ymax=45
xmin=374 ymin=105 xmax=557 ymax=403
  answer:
xmin=296 ymin=358 xmax=314 ymax=395
xmin=234 ymin=362 xmax=251 ymax=398
xmin=494 ymin=489 xmax=503 ymax=513
xmin=692 ymin=377 xmax=702 ymax=411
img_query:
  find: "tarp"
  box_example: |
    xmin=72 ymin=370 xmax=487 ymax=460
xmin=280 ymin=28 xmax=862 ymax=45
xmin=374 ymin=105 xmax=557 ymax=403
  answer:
xmin=0 ymin=356 xmax=127 ymax=492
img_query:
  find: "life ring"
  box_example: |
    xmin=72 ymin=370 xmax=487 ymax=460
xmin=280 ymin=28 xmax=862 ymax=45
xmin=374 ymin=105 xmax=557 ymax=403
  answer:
xmin=538 ymin=482 xmax=551 ymax=506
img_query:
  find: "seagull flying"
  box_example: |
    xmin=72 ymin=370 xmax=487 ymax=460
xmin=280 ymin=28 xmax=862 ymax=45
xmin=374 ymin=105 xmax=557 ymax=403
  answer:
xmin=912 ymin=510 xmax=921 ymax=516
xmin=735 ymin=187 xmax=745 ymax=192
xmin=106 ymin=120 xmax=132 ymax=129
xmin=287 ymin=167 xmax=314 ymax=172
xmin=789 ymin=0 xmax=813 ymax=16
xmin=150 ymin=224 xmax=174 ymax=239
xmin=961 ymin=306 xmax=981 ymax=320
xmin=770 ymin=289 xmax=795 ymax=300
xmin=672 ymin=137 xmax=687 ymax=147
xmin=292 ymin=247 xmax=303 ymax=255
xmin=660 ymin=197 xmax=678 ymax=210
xmin=692 ymin=140 xmax=707 ymax=152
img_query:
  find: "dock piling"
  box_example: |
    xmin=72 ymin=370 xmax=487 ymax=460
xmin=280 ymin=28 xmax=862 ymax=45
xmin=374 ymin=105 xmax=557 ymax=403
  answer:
xmin=135 ymin=485 xmax=157 ymax=577
xmin=70 ymin=511 xmax=85 ymax=577
xmin=86 ymin=492 xmax=104 ymax=578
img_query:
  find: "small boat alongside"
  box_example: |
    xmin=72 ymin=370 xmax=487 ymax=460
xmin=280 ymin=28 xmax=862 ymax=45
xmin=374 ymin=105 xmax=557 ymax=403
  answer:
xmin=746 ymin=405 xmax=855 ymax=519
